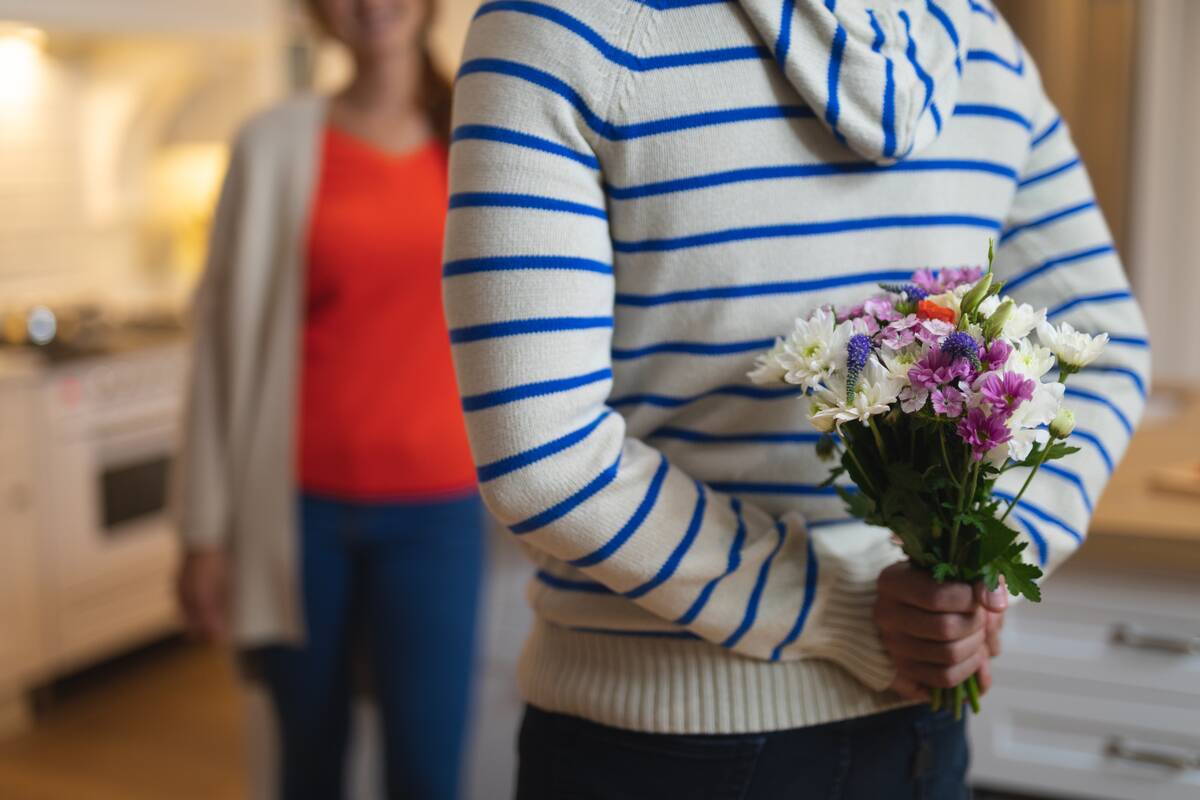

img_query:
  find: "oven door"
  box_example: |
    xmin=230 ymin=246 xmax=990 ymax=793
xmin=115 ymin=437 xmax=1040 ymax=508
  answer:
xmin=40 ymin=404 xmax=182 ymax=669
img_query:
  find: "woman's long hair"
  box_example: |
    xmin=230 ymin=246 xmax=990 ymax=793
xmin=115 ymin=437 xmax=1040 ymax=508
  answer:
xmin=305 ymin=1 xmax=454 ymax=142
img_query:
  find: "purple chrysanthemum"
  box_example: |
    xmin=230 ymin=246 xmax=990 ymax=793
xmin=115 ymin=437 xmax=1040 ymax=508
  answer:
xmin=977 ymin=370 xmax=1036 ymax=417
xmin=981 ymin=339 xmax=1013 ymax=372
xmin=956 ymin=407 xmax=1013 ymax=461
xmin=941 ymin=331 xmax=981 ymax=370
xmin=908 ymin=346 xmax=973 ymax=392
xmin=911 ymin=266 xmax=986 ymax=293
xmin=845 ymin=333 xmax=871 ymax=400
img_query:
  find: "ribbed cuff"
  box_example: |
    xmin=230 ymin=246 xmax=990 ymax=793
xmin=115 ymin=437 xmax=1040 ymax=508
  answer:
xmin=518 ymin=620 xmax=911 ymax=735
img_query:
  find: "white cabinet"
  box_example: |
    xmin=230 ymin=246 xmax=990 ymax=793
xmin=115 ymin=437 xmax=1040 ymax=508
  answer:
xmin=971 ymin=553 xmax=1200 ymax=798
xmin=0 ymin=0 xmax=282 ymax=35
xmin=0 ymin=371 xmax=43 ymax=733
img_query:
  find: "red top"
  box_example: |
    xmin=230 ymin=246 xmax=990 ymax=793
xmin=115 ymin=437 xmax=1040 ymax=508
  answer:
xmin=298 ymin=127 xmax=476 ymax=499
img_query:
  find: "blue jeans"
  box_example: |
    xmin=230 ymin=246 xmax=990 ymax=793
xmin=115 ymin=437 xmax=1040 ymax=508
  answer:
xmin=516 ymin=703 xmax=970 ymax=800
xmin=255 ymin=493 xmax=485 ymax=800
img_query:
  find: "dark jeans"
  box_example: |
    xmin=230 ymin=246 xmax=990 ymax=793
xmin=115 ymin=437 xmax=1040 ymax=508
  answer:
xmin=516 ymin=703 xmax=970 ymax=800
xmin=254 ymin=493 xmax=485 ymax=800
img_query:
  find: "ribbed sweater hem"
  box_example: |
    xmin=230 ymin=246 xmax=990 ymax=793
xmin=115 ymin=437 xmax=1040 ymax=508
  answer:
xmin=517 ymin=619 xmax=912 ymax=735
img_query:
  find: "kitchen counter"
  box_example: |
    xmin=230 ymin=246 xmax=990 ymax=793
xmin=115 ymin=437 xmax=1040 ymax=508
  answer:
xmin=1085 ymin=386 xmax=1200 ymax=570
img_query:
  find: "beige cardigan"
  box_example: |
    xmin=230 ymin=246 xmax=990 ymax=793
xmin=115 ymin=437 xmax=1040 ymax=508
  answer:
xmin=174 ymin=96 xmax=327 ymax=645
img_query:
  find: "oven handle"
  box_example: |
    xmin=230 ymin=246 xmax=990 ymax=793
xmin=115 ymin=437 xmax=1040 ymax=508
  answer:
xmin=1110 ymin=623 xmax=1200 ymax=656
xmin=1105 ymin=738 xmax=1200 ymax=771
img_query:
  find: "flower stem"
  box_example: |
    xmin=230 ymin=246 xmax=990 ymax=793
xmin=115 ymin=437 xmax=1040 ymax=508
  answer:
xmin=998 ymin=435 xmax=1056 ymax=524
xmin=948 ymin=456 xmax=977 ymax=565
xmin=966 ymin=675 xmax=982 ymax=714
xmin=930 ymin=687 xmax=943 ymax=712
xmin=844 ymin=442 xmax=880 ymax=497
xmin=953 ymin=683 xmax=965 ymax=721
xmin=938 ymin=428 xmax=960 ymax=488
xmin=868 ymin=417 xmax=889 ymax=461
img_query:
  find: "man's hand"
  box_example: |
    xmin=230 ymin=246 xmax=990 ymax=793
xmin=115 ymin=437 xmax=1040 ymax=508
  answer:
xmin=177 ymin=548 xmax=231 ymax=643
xmin=875 ymin=562 xmax=1008 ymax=701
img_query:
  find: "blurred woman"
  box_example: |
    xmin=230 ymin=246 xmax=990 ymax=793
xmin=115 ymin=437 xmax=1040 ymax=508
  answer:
xmin=174 ymin=1 xmax=483 ymax=797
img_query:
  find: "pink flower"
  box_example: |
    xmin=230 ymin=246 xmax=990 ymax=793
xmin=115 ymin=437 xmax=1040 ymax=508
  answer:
xmin=910 ymin=266 xmax=986 ymax=293
xmin=956 ymin=407 xmax=1013 ymax=460
xmin=981 ymin=340 xmax=1013 ymax=372
xmin=931 ymin=385 xmax=967 ymax=418
xmin=881 ymin=315 xmax=920 ymax=349
xmin=836 ymin=302 xmax=866 ymax=323
xmin=914 ymin=318 xmax=956 ymax=346
xmin=908 ymin=347 xmax=973 ymax=392
xmin=864 ymin=295 xmax=903 ymax=323
xmin=977 ymin=371 xmax=1036 ymax=418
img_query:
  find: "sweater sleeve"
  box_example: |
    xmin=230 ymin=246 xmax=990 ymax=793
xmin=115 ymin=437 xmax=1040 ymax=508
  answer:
xmin=443 ymin=10 xmax=899 ymax=690
xmin=172 ymin=134 xmax=246 ymax=550
xmin=992 ymin=66 xmax=1151 ymax=577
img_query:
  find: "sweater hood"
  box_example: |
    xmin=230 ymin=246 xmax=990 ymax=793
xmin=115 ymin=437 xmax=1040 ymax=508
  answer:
xmin=738 ymin=0 xmax=972 ymax=163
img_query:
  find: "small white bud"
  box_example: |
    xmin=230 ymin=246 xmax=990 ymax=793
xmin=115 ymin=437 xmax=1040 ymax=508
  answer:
xmin=1049 ymin=407 xmax=1076 ymax=439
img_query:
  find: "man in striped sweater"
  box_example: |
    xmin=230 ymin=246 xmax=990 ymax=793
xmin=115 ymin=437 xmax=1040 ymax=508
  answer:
xmin=443 ymin=1 xmax=1148 ymax=795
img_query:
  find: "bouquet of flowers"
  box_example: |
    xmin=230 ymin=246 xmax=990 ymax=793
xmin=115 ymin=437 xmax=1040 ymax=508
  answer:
xmin=749 ymin=242 xmax=1107 ymax=718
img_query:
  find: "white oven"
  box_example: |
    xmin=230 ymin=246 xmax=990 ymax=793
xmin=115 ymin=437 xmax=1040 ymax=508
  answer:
xmin=33 ymin=340 xmax=185 ymax=672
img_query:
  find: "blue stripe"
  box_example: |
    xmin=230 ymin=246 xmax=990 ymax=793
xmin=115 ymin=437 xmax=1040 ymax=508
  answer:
xmin=899 ymin=11 xmax=940 ymax=133
xmin=611 ymin=385 xmax=798 ymax=408
xmin=926 ymin=1 xmax=962 ymax=74
xmin=570 ymin=455 xmax=670 ymax=568
xmin=776 ymin=0 xmax=797 ymax=65
xmin=606 ymin=158 xmax=1017 ymax=200
xmin=444 ymin=255 xmax=612 ymax=278
xmin=463 ymin=368 xmax=612 ymax=411
xmin=457 ymin=58 xmax=817 ymax=142
xmin=449 ymin=315 xmax=612 ymax=344
xmin=616 ymin=269 xmax=913 ymax=306
xmin=651 ymin=427 xmax=822 ymax=445
xmin=824 ymin=1 xmax=848 ymax=141
xmin=1070 ymin=428 xmax=1115 ymax=474
xmin=1013 ymin=513 xmax=1048 ymax=566
xmin=1031 ymin=117 xmax=1062 ymax=149
xmin=770 ymin=538 xmax=819 ymax=660
xmin=722 ymin=522 xmax=787 ymax=648
xmin=1040 ymin=463 xmax=1093 ymax=513
xmin=612 ymin=338 xmax=774 ymax=359
xmin=966 ymin=48 xmax=1023 ymax=75
xmin=1107 ymin=335 xmax=1150 ymax=348
xmin=510 ymin=453 xmax=621 ymax=534
xmin=625 ymin=482 xmax=708 ymax=599
xmin=633 ymin=0 xmax=732 ymax=7
xmin=955 ymin=103 xmax=1033 ymax=130
xmin=476 ymin=410 xmax=611 ymax=483
xmin=1018 ymin=157 xmax=1080 ymax=188
xmin=451 ymin=124 xmax=599 ymax=169
xmin=676 ymin=498 xmax=746 ymax=625
xmin=1064 ymin=387 xmax=1134 ymax=437
xmin=613 ymin=214 xmax=1000 ymax=253
xmin=1000 ymin=200 xmax=1096 ymax=244
xmin=572 ymin=626 xmax=699 ymax=639
xmin=1047 ymin=290 xmax=1132 ymax=319
xmin=534 ymin=570 xmax=613 ymax=594
xmin=1079 ymin=365 xmax=1148 ymax=398
xmin=867 ymin=10 xmax=897 ymax=157
xmin=476 ymin=1 xmax=767 ymax=71
xmin=449 ymin=192 xmax=607 ymax=219
xmin=710 ymin=481 xmax=839 ymax=496
xmin=970 ymin=1 xmax=997 ymax=22
xmin=1004 ymin=244 xmax=1115 ymax=292
xmin=993 ymin=491 xmax=1084 ymax=544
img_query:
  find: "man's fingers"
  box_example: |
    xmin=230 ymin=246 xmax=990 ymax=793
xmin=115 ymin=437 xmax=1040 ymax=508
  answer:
xmin=888 ymin=674 xmax=930 ymax=702
xmin=895 ymin=649 xmax=986 ymax=690
xmin=974 ymin=577 xmax=1009 ymax=614
xmin=881 ymin=628 xmax=986 ymax=666
xmin=874 ymin=603 xmax=986 ymax=642
xmin=985 ymin=611 xmax=1003 ymax=657
xmin=879 ymin=563 xmax=976 ymax=613
xmin=977 ymin=655 xmax=993 ymax=696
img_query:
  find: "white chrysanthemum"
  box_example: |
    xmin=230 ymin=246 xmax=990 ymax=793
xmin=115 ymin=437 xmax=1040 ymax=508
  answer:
xmin=775 ymin=308 xmax=854 ymax=389
xmin=1037 ymin=320 xmax=1108 ymax=370
xmin=984 ymin=381 xmax=1065 ymax=465
xmin=879 ymin=342 xmax=926 ymax=382
xmin=979 ymin=296 xmax=1046 ymax=341
xmin=810 ymin=358 xmax=904 ymax=428
xmin=1004 ymin=338 xmax=1056 ymax=380
xmin=748 ymin=337 xmax=790 ymax=386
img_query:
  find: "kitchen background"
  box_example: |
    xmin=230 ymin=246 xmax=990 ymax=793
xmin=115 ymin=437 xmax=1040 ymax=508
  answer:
xmin=0 ymin=1 xmax=1196 ymax=799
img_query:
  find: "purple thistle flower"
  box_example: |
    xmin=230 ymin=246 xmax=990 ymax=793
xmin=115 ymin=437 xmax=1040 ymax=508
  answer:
xmin=941 ymin=331 xmax=981 ymax=370
xmin=845 ymin=334 xmax=871 ymax=400
xmin=977 ymin=371 xmax=1036 ymax=417
xmin=956 ymin=407 xmax=1013 ymax=461
xmin=878 ymin=282 xmax=931 ymax=302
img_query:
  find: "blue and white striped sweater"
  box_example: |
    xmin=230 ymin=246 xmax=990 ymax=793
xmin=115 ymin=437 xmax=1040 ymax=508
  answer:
xmin=443 ymin=0 xmax=1149 ymax=733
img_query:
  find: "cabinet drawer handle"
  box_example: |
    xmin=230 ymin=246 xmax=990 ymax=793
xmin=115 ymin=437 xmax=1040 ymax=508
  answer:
xmin=1110 ymin=624 xmax=1200 ymax=656
xmin=1105 ymin=738 xmax=1200 ymax=771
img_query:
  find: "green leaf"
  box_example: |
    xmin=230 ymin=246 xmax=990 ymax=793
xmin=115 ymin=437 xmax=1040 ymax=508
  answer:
xmin=977 ymin=514 xmax=1020 ymax=565
xmin=885 ymin=463 xmax=925 ymax=493
xmin=839 ymin=487 xmax=876 ymax=521
xmin=932 ymin=563 xmax=957 ymax=583
xmin=998 ymin=559 xmax=1043 ymax=603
